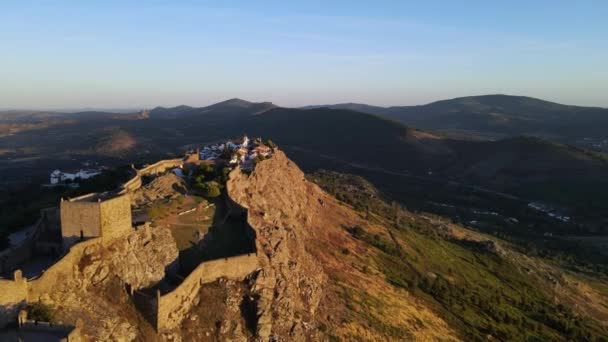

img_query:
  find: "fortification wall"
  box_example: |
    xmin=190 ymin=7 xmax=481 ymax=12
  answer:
xmin=60 ymin=199 xmax=101 ymax=249
xmin=99 ymin=194 xmax=132 ymax=243
xmin=156 ymin=253 xmax=258 ymax=331
xmin=118 ymin=158 xmax=184 ymax=195
xmin=184 ymin=152 xmax=200 ymax=164
xmin=0 ymin=271 xmax=28 ymax=328
xmin=119 ymin=173 xmax=142 ymax=194
xmin=28 ymin=238 xmax=101 ymax=300
xmin=139 ymin=159 xmax=183 ymax=178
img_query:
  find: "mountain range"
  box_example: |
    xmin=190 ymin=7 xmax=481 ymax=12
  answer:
xmin=303 ymin=94 xmax=608 ymax=141
xmin=1 ymin=95 xmax=608 ymax=225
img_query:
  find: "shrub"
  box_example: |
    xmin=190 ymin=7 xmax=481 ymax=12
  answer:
xmin=198 ymin=163 xmax=215 ymax=177
xmin=201 ymin=181 xmax=221 ymax=198
xmin=348 ymin=225 xmax=365 ymax=239
xmin=27 ymin=302 xmax=53 ymax=322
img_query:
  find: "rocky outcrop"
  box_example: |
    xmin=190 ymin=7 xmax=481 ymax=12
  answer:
xmin=42 ymin=225 xmax=178 ymax=341
xmin=78 ymin=224 xmax=179 ymax=290
xmin=227 ymin=150 xmax=330 ymax=340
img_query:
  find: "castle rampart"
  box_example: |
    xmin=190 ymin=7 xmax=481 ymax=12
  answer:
xmin=1 ymin=147 xmax=261 ymax=333
xmin=156 ymin=253 xmax=258 ymax=331
xmin=28 ymin=238 xmax=101 ymax=300
xmin=60 ymin=193 xmax=131 ymax=249
xmin=0 ymin=271 xmax=28 ymax=328
xmin=138 ymin=159 xmax=184 ymax=178
xmin=118 ymin=158 xmax=184 ymax=195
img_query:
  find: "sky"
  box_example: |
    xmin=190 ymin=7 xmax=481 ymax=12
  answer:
xmin=1 ymin=0 xmax=607 ymax=109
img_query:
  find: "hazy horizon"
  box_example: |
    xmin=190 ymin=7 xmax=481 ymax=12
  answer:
xmin=2 ymin=1 xmax=607 ymax=108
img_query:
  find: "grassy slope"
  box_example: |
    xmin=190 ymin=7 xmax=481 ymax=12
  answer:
xmin=309 ymin=171 xmax=608 ymax=341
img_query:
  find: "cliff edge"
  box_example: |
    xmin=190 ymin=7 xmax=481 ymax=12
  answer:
xmin=227 ymin=150 xmax=456 ymax=340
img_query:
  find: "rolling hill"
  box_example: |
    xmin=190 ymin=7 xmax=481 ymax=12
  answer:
xmin=149 ymin=98 xmax=277 ymax=119
xmin=2 ymin=99 xmax=608 ymax=224
xmin=304 ymin=95 xmax=608 ymax=142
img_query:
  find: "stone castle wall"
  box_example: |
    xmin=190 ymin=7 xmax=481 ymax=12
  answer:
xmin=28 ymin=238 xmax=102 ymax=300
xmin=0 ymin=151 xmax=252 ymax=331
xmin=60 ymin=196 xmax=102 ymax=249
xmin=0 ymin=271 xmax=28 ymax=328
xmin=156 ymin=253 xmax=258 ymax=332
xmin=138 ymin=159 xmax=184 ymax=178
xmin=99 ymin=195 xmax=132 ymax=243
xmin=60 ymin=194 xmax=131 ymax=249
xmin=118 ymin=158 xmax=184 ymax=195
xmin=119 ymin=174 xmax=142 ymax=194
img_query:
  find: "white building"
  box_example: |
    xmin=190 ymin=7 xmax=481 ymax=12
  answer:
xmin=50 ymin=169 xmax=102 ymax=184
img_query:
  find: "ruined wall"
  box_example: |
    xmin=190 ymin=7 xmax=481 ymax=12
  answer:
xmin=99 ymin=194 xmax=132 ymax=243
xmin=0 ymin=271 xmax=28 ymax=328
xmin=60 ymin=196 xmax=101 ymax=249
xmin=156 ymin=253 xmax=258 ymax=331
xmin=28 ymin=238 xmax=101 ymax=300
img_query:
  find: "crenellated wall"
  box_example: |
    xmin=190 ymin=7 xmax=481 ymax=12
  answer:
xmin=156 ymin=253 xmax=258 ymax=332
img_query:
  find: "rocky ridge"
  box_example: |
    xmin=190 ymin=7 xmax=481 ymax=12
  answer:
xmin=227 ymin=150 xmax=457 ymax=340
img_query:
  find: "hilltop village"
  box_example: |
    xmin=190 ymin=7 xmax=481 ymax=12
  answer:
xmin=0 ymin=136 xmax=273 ymax=340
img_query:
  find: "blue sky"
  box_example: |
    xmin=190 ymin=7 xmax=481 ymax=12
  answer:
xmin=1 ymin=0 xmax=607 ymax=109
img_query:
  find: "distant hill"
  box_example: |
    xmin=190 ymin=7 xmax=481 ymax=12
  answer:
xmin=149 ymin=98 xmax=276 ymax=119
xmin=303 ymin=95 xmax=608 ymax=141
xmin=2 ymin=98 xmax=608 ymax=216
xmin=300 ymin=103 xmax=392 ymax=116
xmin=243 ymin=108 xmax=608 ymax=206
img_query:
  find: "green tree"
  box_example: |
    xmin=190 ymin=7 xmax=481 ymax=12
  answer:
xmin=198 ymin=163 xmax=215 ymax=177
xmin=217 ymin=167 xmax=231 ymax=183
xmin=201 ymin=181 xmax=221 ymax=198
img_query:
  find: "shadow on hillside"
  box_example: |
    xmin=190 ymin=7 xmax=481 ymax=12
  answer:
xmin=178 ymin=192 xmax=256 ymax=276
xmin=131 ymin=190 xmax=256 ymax=329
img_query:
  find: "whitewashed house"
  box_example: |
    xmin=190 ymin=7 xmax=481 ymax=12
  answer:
xmin=50 ymin=169 xmax=102 ymax=184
